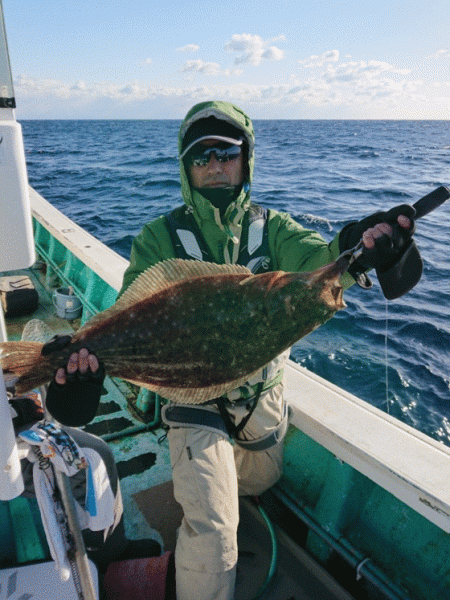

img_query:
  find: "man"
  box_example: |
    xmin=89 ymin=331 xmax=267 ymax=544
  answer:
xmin=119 ymin=100 xmax=416 ymax=600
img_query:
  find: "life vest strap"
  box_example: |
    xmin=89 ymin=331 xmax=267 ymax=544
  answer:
xmin=161 ymin=391 xmax=291 ymax=452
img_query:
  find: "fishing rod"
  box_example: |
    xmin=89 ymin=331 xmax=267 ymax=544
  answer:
xmin=412 ymin=185 xmax=450 ymax=219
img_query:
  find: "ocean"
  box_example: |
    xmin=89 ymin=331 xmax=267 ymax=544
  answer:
xmin=21 ymin=119 xmax=450 ymax=446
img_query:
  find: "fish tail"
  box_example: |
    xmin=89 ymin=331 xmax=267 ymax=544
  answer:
xmin=0 ymin=341 xmax=53 ymax=394
xmin=304 ymin=256 xmax=350 ymax=286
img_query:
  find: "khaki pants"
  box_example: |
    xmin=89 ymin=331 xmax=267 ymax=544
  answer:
xmin=168 ymin=383 xmax=285 ymax=600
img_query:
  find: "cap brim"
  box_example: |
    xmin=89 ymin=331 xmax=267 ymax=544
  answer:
xmin=180 ymin=135 xmax=243 ymax=160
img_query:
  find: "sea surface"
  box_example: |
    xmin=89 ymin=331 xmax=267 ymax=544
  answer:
xmin=21 ymin=119 xmax=450 ymax=446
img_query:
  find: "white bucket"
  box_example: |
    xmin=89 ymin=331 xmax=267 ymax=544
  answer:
xmin=52 ymin=287 xmax=83 ymax=319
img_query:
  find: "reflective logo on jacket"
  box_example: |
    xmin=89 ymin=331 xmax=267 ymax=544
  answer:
xmin=165 ymin=203 xmax=273 ymax=274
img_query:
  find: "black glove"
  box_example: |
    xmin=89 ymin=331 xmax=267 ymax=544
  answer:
xmin=339 ymin=204 xmax=423 ymax=299
xmin=45 ymin=358 xmax=106 ymax=427
xmin=339 ymin=204 xmax=416 ymax=271
xmin=9 ymin=396 xmax=45 ymax=431
xmin=41 ymin=334 xmax=72 ymax=356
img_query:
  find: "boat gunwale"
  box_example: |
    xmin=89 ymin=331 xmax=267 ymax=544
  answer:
xmin=28 ymin=184 xmax=450 ymax=534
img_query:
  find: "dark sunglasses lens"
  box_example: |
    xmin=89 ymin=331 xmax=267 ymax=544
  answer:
xmin=189 ymin=144 xmax=241 ymax=166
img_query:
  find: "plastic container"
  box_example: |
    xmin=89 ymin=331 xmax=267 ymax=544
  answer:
xmin=52 ymin=288 xmax=82 ymax=319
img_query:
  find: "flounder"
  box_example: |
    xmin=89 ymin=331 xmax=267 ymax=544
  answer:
xmin=0 ymin=256 xmax=350 ymax=404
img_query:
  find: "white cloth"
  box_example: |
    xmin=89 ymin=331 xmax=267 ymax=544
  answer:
xmin=20 ymin=421 xmax=116 ymax=579
xmin=19 ymin=421 xmax=115 ymax=532
xmin=75 ymin=447 xmax=116 ymax=535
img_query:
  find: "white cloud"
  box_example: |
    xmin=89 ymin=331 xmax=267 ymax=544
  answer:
xmin=71 ymin=81 xmax=87 ymax=91
xmin=262 ymin=46 xmax=284 ymax=61
xmin=143 ymin=58 xmax=152 ymax=65
xmin=13 ymin=47 xmax=450 ymax=120
xmin=11 ymin=72 xmax=416 ymax=108
xmin=322 ymin=60 xmax=411 ymax=84
xmin=270 ymin=35 xmax=286 ymax=43
xmin=120 ymin=83 xmax=142 ymax=95
xmin=225 ymin=34 xmax=284 ymax=66
xmin=299 ymin=50 xmax=339 ymax=68
xmin=181 ymin=59 xmax=241 ymax=77
xmin=177 ymin=44 xmax=200 ymax=53
xmin=182 ymin=59 xmax=221 ymax=75
xmin=286 ymin=53 xmax=429 ymax=112
xmin=428 ymin=49 xmax=450 ymax=59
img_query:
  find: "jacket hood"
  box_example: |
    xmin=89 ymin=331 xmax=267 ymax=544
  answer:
xmin=178 ymin=101 xmax=255 ymax=221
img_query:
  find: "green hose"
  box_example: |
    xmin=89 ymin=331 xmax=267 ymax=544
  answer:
xmin=250 ymin=502 xmax=278 ymax=600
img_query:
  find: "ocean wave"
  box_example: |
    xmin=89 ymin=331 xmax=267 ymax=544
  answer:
xmin=137 ymin=178 xmax=180 ymax=189
xmin=108 ymin=234 xmax=135 ymax=259
xmin=23 ymin=119 xmax=450 ymax=445
xmin=397 ymin=321 xmax=450 ymax=348
xmin=297 ymin=213 xmax=334 ymax=231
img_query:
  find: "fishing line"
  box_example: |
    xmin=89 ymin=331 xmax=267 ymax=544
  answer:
xmin=384 ymin=301 xmax=389 ymax=414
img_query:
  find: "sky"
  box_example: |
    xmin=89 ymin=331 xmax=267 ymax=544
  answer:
xmin=3 ymin=0 xmax=450 ymax=120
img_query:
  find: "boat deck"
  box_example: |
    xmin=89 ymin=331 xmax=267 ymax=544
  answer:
xmin=3 ymin=264 xmax=172 ymax=543
xmin=2 ymin=263 xmax=355 ymax=600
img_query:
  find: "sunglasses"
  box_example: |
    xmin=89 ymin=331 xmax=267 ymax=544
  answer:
xmin=187 ymin=142 xmax=242 ymax=167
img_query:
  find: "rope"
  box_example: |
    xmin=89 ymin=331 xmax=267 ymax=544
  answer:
xmin=250 ymin=498 xmax=278 ymax=600
xmin=356 ymin=557 xmax=372 ymax=581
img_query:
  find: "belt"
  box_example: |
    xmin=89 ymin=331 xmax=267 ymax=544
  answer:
xmin=161 ymin=400 xmax=292 ymax=452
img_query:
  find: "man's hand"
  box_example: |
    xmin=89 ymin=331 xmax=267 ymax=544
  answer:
xmin=340 ymin=204 xmax=416 ymax=273
xmin=361 ymin=214 xmax=412 ymax=250
xmin=46 ymin=348 xmax=106 ymax=427
xmin=54 ymin=347 xmax=100 ymax=385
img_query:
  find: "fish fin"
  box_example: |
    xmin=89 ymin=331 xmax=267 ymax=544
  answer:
xmin=119 ymin=259 xmax=251 ymax=306
xmin=0 ymin=341 xmax=53 ymax=394
xmin=123 ymin=370 xmax=260 ymax=405
xmin=0 ymin=341 xmax=43 ymax=373
xmin=76 ymin=259 xmax=251 ymax=334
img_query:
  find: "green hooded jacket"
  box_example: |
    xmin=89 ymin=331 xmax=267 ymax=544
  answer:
xmin=119 ymin=100 xmax=354 ymax=296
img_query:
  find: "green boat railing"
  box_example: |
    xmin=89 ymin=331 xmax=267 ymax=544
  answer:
xmin=30 ymin=186 xmax=159 ymax=417
xmin=3 ymin=186 xmax=447 ymax=600
xmin=32 ymin=212 xmax=119 ymax=323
